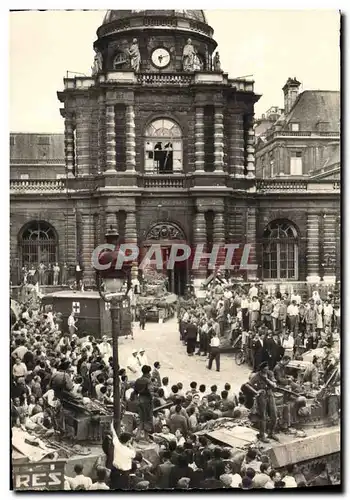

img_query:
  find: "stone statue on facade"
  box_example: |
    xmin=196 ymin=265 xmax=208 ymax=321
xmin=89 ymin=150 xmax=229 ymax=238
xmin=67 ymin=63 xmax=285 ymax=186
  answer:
xmin=128 ymin=39 xmax=141 ymax=72
xmin=182 ymin=38 xmax=202 ymax=72
xmin=53 ymin=262 xmax=60 ymax=286
xmin=213 ymin=52 xmax=221 ymax=72
xmin=92 ymin=49 xmax=103 ymax=76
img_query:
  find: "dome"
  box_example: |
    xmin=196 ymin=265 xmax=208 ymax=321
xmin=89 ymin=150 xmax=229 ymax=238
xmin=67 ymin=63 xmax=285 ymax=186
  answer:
xmin=102 ymin=10 xmax=207 ymax=25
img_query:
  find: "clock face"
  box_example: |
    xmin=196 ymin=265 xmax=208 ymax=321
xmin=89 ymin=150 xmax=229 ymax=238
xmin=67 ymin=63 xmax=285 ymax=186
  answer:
xmin=151 ymin=48 xmax=170 ymax=69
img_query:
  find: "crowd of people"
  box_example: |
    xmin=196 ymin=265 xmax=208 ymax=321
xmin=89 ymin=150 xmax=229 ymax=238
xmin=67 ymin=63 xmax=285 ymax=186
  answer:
xmin=10 ymin=278 xmax=340 ymax=490
xmin=178 ymin=281 xmax=340 ymax=371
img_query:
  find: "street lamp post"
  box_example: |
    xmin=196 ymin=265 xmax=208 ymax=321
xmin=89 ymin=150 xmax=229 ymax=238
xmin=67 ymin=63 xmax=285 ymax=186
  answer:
xmin=95 ymin=226 xmax=131 ymax=434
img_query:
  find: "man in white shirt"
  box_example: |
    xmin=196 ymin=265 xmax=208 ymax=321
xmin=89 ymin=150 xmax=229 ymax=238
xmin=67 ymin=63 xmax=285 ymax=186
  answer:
xmin=110 ymin=423 xmax=136 ymax=490
xmin=207 ymin=332 xmax=220 ymax=372
xmin=291 ymin=290 xmax=301 ymax=305
xmin=137 ymin=348 xmax=149 ymax=370
xmin=126 ymin=349 xmax=140 ymax=379
xmin=99 ymin=336 xmax=112 ymax=365
xmin=323 ymin=300 xmax=333 ymax=327
xmin=248 ymin=284 xmax=258 ymax=299
xmin=287 ymin=300 xmax=299 ymax=334
xmin=88 ymin=467 xmax=110 ymax=490
xmin=68 ymin=312 xmax=77 ymax=337
xmin=249 ymin=296 xmax=260 ymax=329
xmin=65 ymin=464 xmax=93 ymax=490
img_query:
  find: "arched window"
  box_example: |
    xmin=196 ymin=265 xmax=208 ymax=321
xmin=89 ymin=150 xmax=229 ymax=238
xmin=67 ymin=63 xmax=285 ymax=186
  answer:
xmin=262 ymin=220 xmax=299 ymax=280
xmin=20 ymin=221 xmax=58 ymax=269
xmin=144 ymin=118 xmax=182 ymax=174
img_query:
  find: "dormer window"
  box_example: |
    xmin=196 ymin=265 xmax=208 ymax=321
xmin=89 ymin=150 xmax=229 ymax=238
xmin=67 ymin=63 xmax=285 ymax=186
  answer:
xmin=291 ymin=123 xmax=299 ymax=132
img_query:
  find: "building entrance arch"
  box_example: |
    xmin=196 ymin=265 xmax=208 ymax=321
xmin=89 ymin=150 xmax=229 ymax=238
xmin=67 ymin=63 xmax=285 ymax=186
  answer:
xmin=142 ymin=221 xmax=188 ymax=296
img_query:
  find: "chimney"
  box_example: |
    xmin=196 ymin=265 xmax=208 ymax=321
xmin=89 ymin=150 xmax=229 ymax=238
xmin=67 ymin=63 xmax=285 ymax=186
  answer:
xmin=282 ymin=77 xmax=301 ymax=114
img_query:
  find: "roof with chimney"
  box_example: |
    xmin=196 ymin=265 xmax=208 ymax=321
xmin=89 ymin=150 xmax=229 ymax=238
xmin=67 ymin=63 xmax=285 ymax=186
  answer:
xmin=281 ymin=90 xmax=340 ymax=132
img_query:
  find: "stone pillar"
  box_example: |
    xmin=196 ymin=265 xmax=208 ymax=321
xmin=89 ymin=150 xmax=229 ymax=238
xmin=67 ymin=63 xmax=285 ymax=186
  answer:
xmin=64 ymin=114 xmax=75 ymax=178
xmin=105 ymin=104 xmax=117 ymax=174
xmin=80 ymin=213 xmax=94 ymax=282
xmin=125 ymin=105 xmax=136 ymax=172
xmin=192 ymin=210 xmax=207 ymax=291
xmin=125 ymin=211 xmax=138 ymax=280
xmin=194 ymin=107 xmax=205 ymax=172
xmin=245 ymin=207 xmax=258 ymax=281
xmin=230 ymin=114 xmax=245 ymax=178
xmin=75 ymin=111 xmax=91 ymax=176
xmin=322 ymin=212 xmax=337 ymax=284
xmin=97 ymin=94 xmax=106 ymax=174
xmin=306 ymin=212 xmax=321 ymax=283
xmin=246 ymin=116 xmax=256 ymax=179
xmin=214 ymin=107 xmax=224 ymax=172
xmin=213 ymin=210 xmax=226 ymax=270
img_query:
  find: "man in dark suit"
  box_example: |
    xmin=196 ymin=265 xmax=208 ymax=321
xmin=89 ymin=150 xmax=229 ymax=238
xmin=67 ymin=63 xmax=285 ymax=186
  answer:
xmin=186 ymin=319 xmax=198 ymax=356
xmin=251 ymin=332 xmax=264 ymax=372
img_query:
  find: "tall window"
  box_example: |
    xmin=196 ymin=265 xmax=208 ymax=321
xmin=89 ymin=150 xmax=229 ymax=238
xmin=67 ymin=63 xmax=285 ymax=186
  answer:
xmin=20 ymin=221 xmax=58 ymax=269
xmin=263 ymin=220 xmax=299 ymax=280
xmin=144 ymin=119 xmax=182 ymax=174
xmin=290 ymin=151 xmax=303 ymax=175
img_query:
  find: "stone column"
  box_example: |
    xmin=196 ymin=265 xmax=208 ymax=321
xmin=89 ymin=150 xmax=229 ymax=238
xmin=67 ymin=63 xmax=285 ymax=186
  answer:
xmin=97 ymin=94 xmax=106 ymax=174
xmin=245 ymin=207 xmax=258 ymax=281
xmin=105 ymin=104 xmax=117 ymax=174
xmin=125 ymin=105 xmax=136 ymax=172
xmin=230 ymin=114 xmax=245 ymax=178
xmin=213 ymin=210 xmax=226 ymax=270
xmin=64 ymin=114 xmax=75 ymax=178
xmin=192 ymin=209 xmax=207 ymax=290
xmin=75 ymin=111 xmax=91 ymax=176
xmin=246 ymin=116 xmax=256 ymax=179
xmin=214 ymin=107 xmax=224 ymax=172
xmin=194 ymin=107 xmax=205 ymax=172
xmin=125 ymin=211 xmax=138 ymax=280
xmin=306 ymin=212 xmax=321 ymax=283
xmin=322 ymin=212 xmax=337 ymax=284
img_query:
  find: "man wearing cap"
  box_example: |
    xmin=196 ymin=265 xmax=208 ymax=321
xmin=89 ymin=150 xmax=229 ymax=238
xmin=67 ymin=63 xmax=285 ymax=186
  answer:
xmin=127 ymin=349 xmax=140 ymax=380
xmin=249 ymin=361 xmax=278 ymax=443
xmin=99 ymin=336 xmax=112 ymax=365
xmin=137 ymin=348 xmax=148 ymax=370
xmin=134 ymin=365 xmax=154 ymax=442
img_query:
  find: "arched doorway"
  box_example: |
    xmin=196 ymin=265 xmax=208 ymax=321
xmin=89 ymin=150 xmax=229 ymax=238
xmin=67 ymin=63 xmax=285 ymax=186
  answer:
xmin=18 ymin=220 xmax=58 ymax=273
xmin=143 ymin=221 xmax=188 ymax=296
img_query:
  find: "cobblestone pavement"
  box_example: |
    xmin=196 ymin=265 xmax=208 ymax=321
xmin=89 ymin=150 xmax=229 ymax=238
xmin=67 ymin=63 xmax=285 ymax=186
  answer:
xmin=117 ymin=317 xmax=251 ymax=395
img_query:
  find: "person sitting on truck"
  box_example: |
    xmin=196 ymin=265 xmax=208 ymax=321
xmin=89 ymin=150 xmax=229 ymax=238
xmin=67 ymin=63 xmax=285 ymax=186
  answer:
xmin=302 ymin=356 xmax=322 ymax=388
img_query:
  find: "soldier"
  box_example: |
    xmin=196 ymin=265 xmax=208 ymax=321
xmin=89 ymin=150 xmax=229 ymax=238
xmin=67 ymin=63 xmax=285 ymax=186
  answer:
xmin=249 ymin=361 xmax=279 ymax=443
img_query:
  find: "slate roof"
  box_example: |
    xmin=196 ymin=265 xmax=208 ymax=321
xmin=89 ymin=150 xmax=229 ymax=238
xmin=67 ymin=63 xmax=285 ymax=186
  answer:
xmin=282 ymin=91 xmax=340 ymax=132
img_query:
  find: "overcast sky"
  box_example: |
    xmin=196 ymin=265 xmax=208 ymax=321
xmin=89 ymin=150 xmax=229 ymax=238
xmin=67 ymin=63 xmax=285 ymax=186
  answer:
xmin=9 ymin=9 xmax=340 ymax=133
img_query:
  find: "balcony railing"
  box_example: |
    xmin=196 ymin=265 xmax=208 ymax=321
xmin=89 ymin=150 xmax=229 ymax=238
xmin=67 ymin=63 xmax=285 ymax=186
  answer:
xmin=137 ymin=73 xmax=193 ymax=86
xmin=10 ymin=179 xmax=66 ymax=194
xmin=257 ymin=179 xmax=341 ymax=193
xmin=143 ymin=176 xmax=185 ymax=189
xmin=267 ymin=130 xmax=340 ymax=139
xmin=257 ymin=179 xmax=308 ymax=192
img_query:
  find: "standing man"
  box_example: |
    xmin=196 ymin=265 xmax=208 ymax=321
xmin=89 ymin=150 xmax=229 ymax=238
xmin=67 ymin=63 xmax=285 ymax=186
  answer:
xmin=207 ymin=331 xmax=220 ymax=372
xmin=287 ymin=300 xmax=299 ymax=335
xmin=68 ymin=311 xmax=77 ymax=337
xmin=249 ymin=362 xmax=278 ymax=443
xmin=139 ymin=306 xmax=146 ymax=330
xmin=186 ymin=318 xmax=198 ymax=356
xmin=134 ymin=365 xmax=154 ymax=442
